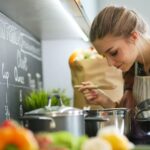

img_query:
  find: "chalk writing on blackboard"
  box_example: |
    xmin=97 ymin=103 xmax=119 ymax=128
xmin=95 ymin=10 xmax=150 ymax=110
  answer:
xmin=14 ymin=66 xmax=25 ymax=84
xmin=4 ymin=92 xmax=10 ymax=119
xmin=0 ymin=19 xmax=41 ymax=60
xmin=17 ymin=49 xmax=28 ymax=71
xmin=0 ymin=12 xmax=42 ymax=123
xmin=19 ymin=89 xmax=23 ymax=117
xmin=2 ymin=63 xmax=9 ymax=88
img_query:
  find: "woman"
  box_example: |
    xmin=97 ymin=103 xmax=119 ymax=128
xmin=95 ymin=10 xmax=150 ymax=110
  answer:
xmin=78 ymin=5 xmax=150 ymax=109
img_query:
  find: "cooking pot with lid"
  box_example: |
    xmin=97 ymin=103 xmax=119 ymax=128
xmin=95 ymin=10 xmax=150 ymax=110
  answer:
xmin=84 ymin=108 xmax=131 ymax=137
xmin=20 ymin=95 xmax=85 ymax=137
xmin=134 ymin=98 xmax=150 ymax=138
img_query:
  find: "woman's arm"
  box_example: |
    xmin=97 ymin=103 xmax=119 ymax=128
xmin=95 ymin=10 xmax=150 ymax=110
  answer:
xmin=119 ymin=64 xmax=136 ymax=109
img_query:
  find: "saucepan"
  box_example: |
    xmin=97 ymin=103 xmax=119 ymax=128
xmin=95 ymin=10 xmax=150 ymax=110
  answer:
xmin=84 ymin=108 xmax=131 ymax=137
xmin=20 ymin=95 xmax=131 ymax=137
xmin=135 ymin=99 xmax=150 ymax=136
xmin=20 ymin=95 xmax=85 ymax=137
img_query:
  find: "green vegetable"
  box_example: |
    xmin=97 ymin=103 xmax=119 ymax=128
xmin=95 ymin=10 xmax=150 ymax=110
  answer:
xmin=73 ymin=135 xmax=88 ymax=150
xmin=51 ymin=131 xmax=74 ymax=149
xmin=35 ymin=131 xmax=88 ymax=150
xmin=84 ymin=52 xmax=91 ymax=59
xmin=5 ymin=144 xmax=18 ymax=150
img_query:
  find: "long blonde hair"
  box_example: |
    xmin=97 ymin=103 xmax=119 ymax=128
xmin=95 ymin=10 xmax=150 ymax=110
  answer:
xmin=90 ymin=5 xmax=148 ymax=42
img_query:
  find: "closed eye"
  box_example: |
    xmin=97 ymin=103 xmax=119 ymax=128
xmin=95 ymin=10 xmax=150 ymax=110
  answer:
xmin=109 ymin=50 xmax=118 ymax=57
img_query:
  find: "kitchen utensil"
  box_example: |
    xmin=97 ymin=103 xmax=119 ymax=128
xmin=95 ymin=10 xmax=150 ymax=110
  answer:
xmin=128 ymin=110 xmax=150 ymax=145
xmin=137 ymin=99 xmax=150 ymax=111
xmin=135 ymin=118 xmax=150 ymax=134
xmin=74 ymin=84 xmax=116 ymax=90
xmin=84 ymin=109 xmax=108 ymax=137
xmin=135 ymin=99 xmax=150 ymax=120
xmin=136 ymin=108 xmax=150 ymax=119
xmin=134 ymin=98 xmax=150 ymax=138
xmin=134 ymin=102 xmax=150 ymax=138
xmin=84 ymin=108 xmax=131 ymax=137
xmin=20 ymin=95 xmax=85 ymax=137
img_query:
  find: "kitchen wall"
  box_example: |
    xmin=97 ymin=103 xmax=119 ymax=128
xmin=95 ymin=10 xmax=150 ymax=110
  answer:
xmin=42 ymin=39 xmax=90 ymax=105
xmin=96 ymin=0 xmax=150 ymax=29
xmin=78 ymin=0 xmax=150 ymax=26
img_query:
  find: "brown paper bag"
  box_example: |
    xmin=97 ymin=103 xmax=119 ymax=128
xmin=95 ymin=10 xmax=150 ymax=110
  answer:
xmin=69 ymin=57 xmax=124 ymax=109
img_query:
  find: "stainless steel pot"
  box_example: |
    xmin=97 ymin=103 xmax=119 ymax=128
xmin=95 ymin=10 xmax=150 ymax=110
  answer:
xmin=136 ymin=99 xmax=150 ymax=119
xmin=137 ymin=99 xmax=150 ymax=110
xmin=134 ymin=99 xmax=150 ymax=137
xmin=136 ymin=108 xmax=150 ymax=119
xmin=84 ymin=108 xmax=131 ymax=137
xmin=20 ymin=95 xmax=85 ymax=137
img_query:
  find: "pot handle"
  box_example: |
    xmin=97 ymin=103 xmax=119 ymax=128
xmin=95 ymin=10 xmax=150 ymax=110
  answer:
xmin=135 ymin=107 xmax=150 ymax=119
xmin=20 ymin=115 xmax=56 ymax=129
xmin=85 ymin=116 xmax=109 ymax=122
xmin=45 ymin=94 xmax=64 ymax=109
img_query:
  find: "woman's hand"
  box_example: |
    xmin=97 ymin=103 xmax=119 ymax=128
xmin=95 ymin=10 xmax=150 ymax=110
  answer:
xmin=76 ymin=81 xmax=116 ymax=108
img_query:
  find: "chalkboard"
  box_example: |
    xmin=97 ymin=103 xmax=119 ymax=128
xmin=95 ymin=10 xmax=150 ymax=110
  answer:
xmin=0 ymin=12 xmax=42 ymax=123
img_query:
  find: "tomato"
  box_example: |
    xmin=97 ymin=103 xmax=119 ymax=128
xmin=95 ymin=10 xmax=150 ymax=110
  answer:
xmin=0 ymin=120 xmax=18 ymax=129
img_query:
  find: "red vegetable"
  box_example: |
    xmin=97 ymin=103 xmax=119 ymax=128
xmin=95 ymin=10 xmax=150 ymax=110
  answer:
xmin=0 ymin=120 xmax=18 ymax=128
xmin=0 ymin=119 xmax=39 ymax=150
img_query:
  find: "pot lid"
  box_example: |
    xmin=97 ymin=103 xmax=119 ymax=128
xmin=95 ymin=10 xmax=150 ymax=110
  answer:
xmin=24 ymin=95 xmax=83 ymax=117
xmin=24 ymin=106 xmax=83 ymax=116
xmin=136 ymin=108 xmax=150 ymax=120
xmin=137 ymin=99 xmax=150 ymax=111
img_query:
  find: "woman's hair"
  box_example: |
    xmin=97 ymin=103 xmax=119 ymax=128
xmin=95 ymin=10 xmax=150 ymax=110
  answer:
xmin=90 ymin=5 xmax=148 ymax=42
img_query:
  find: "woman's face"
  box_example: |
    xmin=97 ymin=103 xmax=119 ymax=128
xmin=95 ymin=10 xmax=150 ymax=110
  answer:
xmin=93 ymin=34 xmax=138 ymax=72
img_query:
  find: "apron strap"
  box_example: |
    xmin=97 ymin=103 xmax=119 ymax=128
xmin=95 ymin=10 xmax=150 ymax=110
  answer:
xmin=135 ymin=62 xmax=146 ymax=76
